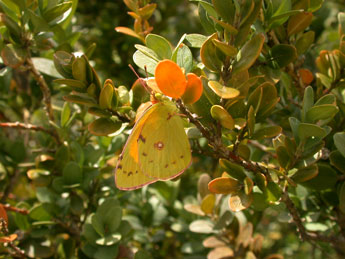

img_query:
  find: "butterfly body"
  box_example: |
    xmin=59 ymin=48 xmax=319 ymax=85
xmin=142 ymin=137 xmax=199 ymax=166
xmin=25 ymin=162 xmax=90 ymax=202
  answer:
xmin=115 ymin=100 xmax=191 ymax=190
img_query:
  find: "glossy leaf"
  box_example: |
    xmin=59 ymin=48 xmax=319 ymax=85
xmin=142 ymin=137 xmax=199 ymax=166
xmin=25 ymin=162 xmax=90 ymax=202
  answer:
xmin=212 ymin=39 xmax=238 ymax=57
xmin=88 ymin=118 xmax=122 ymax=136
xmin=208 ymin=177 xmax=241 ymax=194
xmin=201 ymin=194 xmax=215 ymax=214
xmin=99 ymin=83 xmax=114 ymax=109
xmin=270 ymin=44 xmax=297 ymax=68
xmin=208 ymin=81 xmax=240 ymax=99
xmin=252 ymin=126 xmax=282 ymax=140
xmin=306 ymin=104 xmax=338 ymax=122
xmin=229 ymin=191 xmax=253 ymax=212
xmin=296 ymin=31 xmax=315 ymax=55
xmin=334 ymin=132 xmax=345 ymax=158
xmin=287 ymin=12 xmax=313 ymax=36
xmin=330 ymin=151 xmax=345 ymax=174
xmin=63 ymin=95 xmax=96 ymax=106
xmin=291 ymin=164 xmax=318 ymax=183
xmin=232 ymin=33 xmax=265 ymax=74
xmin=184 ymin=34 xmax=208 ymax=48
xmin=302 ymin=164 xmax=337 ymax=190
xmin=146 ymin=34 xmax=172 ymax=60
xmin=189 ymin=220 xmax=214 ymax=234
xmin=219 ymin=159 xmax=246 ymax=181
xmin=201 ymin=33 xmax=223 ymax=72
xmin=210 ymin=105 xmax=235 ymax=129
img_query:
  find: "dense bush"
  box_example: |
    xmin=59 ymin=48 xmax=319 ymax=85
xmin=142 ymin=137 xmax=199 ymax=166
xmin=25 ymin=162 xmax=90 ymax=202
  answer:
xmin=1 ymin=0 xmax=345 ymax=258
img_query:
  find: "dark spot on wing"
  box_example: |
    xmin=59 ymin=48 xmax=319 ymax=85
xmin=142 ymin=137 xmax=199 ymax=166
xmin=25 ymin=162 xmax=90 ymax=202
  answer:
xmin=128 ymin=171 xmax=133 ymax=176
xmin=167 ymin=113 xmax=173 ymax=120
xmin=123 ymin=170 xmax=127 ymax=174
xmin=149 ymin=160 xmax=153 ymax=163
xmin=142 ymin=152 xmax=147 ymax=157
xmin=138 ymin=134 xmax=146 ymax=143
xmin=180 ymin=155 xmax=184 ymax=159
xmin=165 ymin=164 xmax=168 ymax=168
xmin=119 ymin=154 xmax=123 ymax=160
xmin=118 ymin=164 xmax=122 ymax=169
xmin=135 ymin=170 xmax=138 ymax=174
xmin=172 ymin=161 xmax=176 ymax=165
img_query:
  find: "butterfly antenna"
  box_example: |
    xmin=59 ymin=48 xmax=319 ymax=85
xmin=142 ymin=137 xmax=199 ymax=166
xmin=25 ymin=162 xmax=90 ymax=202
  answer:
xmin=128 ymin=64 xmax=153 ymax=95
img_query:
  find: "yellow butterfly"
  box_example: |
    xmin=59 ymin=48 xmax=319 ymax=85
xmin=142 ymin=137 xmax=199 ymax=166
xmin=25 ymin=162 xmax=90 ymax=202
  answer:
xmin=115 ymin=100 xmax=192 ymax=190
xmin=115 ymin=60 xmax=202 ymax=190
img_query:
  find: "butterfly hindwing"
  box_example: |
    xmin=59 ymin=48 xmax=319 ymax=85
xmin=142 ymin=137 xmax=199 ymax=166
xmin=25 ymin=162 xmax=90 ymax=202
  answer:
xmin=137 ymin=102 xmax=192 ymax=179
xmin=115 ymin=105 xmax=157 ymax=190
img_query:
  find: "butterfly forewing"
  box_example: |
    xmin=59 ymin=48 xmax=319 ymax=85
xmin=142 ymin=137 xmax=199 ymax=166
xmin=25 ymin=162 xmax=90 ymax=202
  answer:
xmin=115 ymin=105 xmax=158 ymax=190
xmin=137 ymin=102 xmax=192 ymax=179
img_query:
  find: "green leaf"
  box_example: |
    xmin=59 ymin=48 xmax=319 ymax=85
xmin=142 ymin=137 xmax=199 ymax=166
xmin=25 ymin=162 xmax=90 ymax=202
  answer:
xmin=276 ymin=146 xmax=290 ymax=169
xmin=232 ymin=33 xmax=265 ymax=74
xmin=302 ymin=164 xmax=337 ymax=190
xmin=301 ymin=86 xmax=314 ymax=122
xmin=306 ymin=104 xmax=338 ymax=122
xmin=198 ymin=3 xmax=217 ymax=34
xmin=63 ymin=94 xmax=96 ymax=106
xmin=99 ymin=83 xmax=114 ymax=109
xmin=212 ymin=39 xmax=238 ymax=57
xmin=133 ymin=50 xmax=158 ymax=75
xmin=54 ymin=78 xmax=87 ymax=89
xmin=95 ymin=234 xmax=121 ymax=246
xmin=145 ymin=34 xmax=172 ymax=60
xmin=219 ymin=159 xmax=246 ymax=181
xmin=208 ymin=177 xmax=241 ymax=194
xmin=53 ymin=51 xmax=74 ymax=78
xmin=208 ymin=81 xmax=240 ymax=99
xmin=61 ymin=102 xmax=71 ymax=127
xmin=334 ymin=132 xmax=345 ymax=158
xmin=291 ymin=164 xmax=318 ymax=183
xmin=252 ymin=126 xmax=282 ymax=140
xmin=295 ymin=31 xmax=315 ymax=55
xmin=176 ymin=44 xmax=193 ymax=73
xmin=265 ymin=182 xmax=282 ymax=202
xmin=88 ymin=118 xmax=122 ymax=136
xmin=212 ymin=0 xmax=235 ymax=23
xmin=287 ymin=11 xmax=313 ymax=36
xmin=63 ymin=161 xmax=82 ymax=186
xmin=330 ymin=151 xmax=345 ymax=174
xmin=184 ymin=34 xmax=208 ymax=48
xmin=298 ymin=123 xmax=327 ymax=141
xmin=270 ymin=44 xmax=297 ymax=68
xmin=201 ymin=33 xmax=222 ymax=72
xmin=189 ymin=220 xmax=214 ymax=234
xmin=1 ymin=44 xmax=25 ymax=68
xmin=210 ymin=105 xmax=235 ymax=129
xmin=72 ymin=56 xmax=88 ymax=83
xmin=42 ymin=1 xmax=73 ymax=23
xmin=29 ymin=204 xmax=51 ymax=221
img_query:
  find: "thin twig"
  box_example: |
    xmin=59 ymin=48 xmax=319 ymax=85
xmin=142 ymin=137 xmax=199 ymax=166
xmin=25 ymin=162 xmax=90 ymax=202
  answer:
xmin=282 ymin=189 xmax=344 ymax=249
xmin=3 ymin=204 xmax=29 ymax=215
xmin=26 ymin=57 xmax=55 ymax=122
xmin=0 ymin=122 xmax=60 ymax=144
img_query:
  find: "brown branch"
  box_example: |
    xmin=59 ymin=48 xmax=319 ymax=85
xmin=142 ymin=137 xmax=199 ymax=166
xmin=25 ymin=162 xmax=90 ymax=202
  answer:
xmin=176 ymin=99 xmax=270 ymax=179
xmin=282 ymin=189 xmax=345 ymax=251
xmin=26 ymin=57 xmax=55 ymax=121
xmin=0 ymin=122 xmax=60 ymax=144
xmin=3 ymin=204 xmax=29 ymax=215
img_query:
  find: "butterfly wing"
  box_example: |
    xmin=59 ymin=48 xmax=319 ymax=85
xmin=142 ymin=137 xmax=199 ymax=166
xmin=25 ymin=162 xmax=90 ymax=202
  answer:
xmin=138 ymin=102 xmax=192 ymax=180
xmin=115 ymin=104 xmax=158 ymax=190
